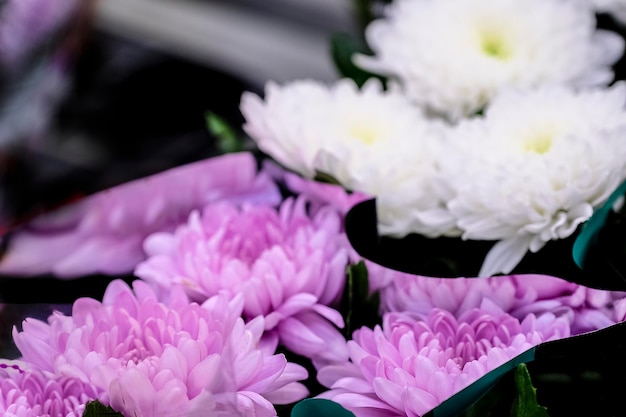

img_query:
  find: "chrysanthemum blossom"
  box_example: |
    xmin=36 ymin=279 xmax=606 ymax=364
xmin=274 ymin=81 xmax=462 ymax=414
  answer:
xmin=0 ymin=359 xmax=98 ymax=417
xmin=317 ymin=308 xmax=570 ymax=417
xmin=0 ymin=152 xmax=281 ymax=278
xmin=241 ymin=78 xmax=421 ymax=180
xmin=136 ymin=197 xmax=350 ymax=363
xmin=357 ymin=0 xmax=624 ymax=119
xmin=241 ymin=78 xmax=456 ymax=237
xmin=378 ymin=272 xmax=626 ymax=335
xmin=12 ymin=280 xmax=308 ymax=417
xmin=441 ymin=84 xmax=626 ymax=277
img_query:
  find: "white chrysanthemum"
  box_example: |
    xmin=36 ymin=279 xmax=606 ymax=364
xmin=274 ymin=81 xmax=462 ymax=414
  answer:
xmin=356 ymin=0 xmax=624 ymax=120
xmin=241 ymin=78 xmax=457 ymax=237
xmin=442 ymin=83 xmax=626 ymax=277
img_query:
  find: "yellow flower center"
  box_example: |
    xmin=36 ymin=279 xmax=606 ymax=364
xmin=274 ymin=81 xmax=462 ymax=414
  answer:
xmin=523 ymin=134 xmax=552 ymax=154
xmin=522 ymin=127 xmax=560 ymax=154
xmin=477 ymin=25 xmax=513 ymax=60
xmin=349 ymin=124 xmax=381 ymax=145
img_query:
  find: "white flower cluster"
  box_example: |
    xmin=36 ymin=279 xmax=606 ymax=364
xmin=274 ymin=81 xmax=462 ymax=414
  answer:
xmin=442 ymin=84 xmax=626 ymax=276
xmin=240 ymin=0 xmax=626 ymax=277
xmin=241 ymin=79 xmax=457 ymax=237
xmin=358 ymin=0 xmax=623 ymax=120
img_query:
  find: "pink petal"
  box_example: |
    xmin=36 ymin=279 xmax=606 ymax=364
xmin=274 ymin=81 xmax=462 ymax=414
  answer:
xmin=187 ymin=354 xmax=223 ymax=398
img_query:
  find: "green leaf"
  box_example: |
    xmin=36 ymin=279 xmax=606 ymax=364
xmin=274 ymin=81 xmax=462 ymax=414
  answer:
xmin=313 ymin=171 xmax=342 ymax=186
xmin=82 ymin=400 xmax=124 ymax=417
xmin=512 ymin=364 xmax=550 ymax=417
xmin=341 ymin=261 xmax=381 ymax=338
xmin=460 ymin=371 xmax=514 ymax=417
xmin=330 ymin=33 xmax=386 ymax=88
xmin=291 ymin=399 xmax=356 ymax=417
xmin=205 ymin=111 xmax=245 ymax=153
xmin=431 ymin=349 xmax=535 ymax=417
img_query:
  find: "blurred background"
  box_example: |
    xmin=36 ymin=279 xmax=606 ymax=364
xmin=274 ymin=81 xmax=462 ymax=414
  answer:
xmin=97 ymin=0 xmax=357 ymax=86
xmin=0 ymin=0 xmax=359 ymax=235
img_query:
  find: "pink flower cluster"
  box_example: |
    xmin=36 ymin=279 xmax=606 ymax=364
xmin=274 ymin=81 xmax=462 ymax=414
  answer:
xmin=12 ymin=280 xmax=308 ymax=417
xmin=0 ymin=359 xmax=98 ymax=417
xmin=135 ymin=197 xmax=351 ymax=364
xmin=2 ymin=152 xmax=625 ymax=417
xmin=378 ymin=272 xmax=626 ymax=334
xmin=317 ymin=307 xmax=570 ymax=417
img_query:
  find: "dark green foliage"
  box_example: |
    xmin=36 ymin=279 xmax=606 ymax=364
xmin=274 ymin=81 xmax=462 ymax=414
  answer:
xmin=206 ymin=111 xmax=245 ymax=153
xmin=512 ymin=364 xmax=550 ymax=417
xmin=313 ymin=171 xmax=342 ymax=186
xmin=291 ymin=399 xmax=356 ymax=417
xmin=82 ymin=401 xmax=124 ymax=417
xmin=454 ymin=364 xmax=549 ymax=417
xmin=340 ymin=261 xmax=382 ymax=338
xmin=330 ymin=33 xmax=386 ymax=88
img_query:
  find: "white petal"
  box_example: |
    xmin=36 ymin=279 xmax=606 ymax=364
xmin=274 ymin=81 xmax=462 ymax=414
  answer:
xmin=479 ymin=235 xmax=534 ymax=277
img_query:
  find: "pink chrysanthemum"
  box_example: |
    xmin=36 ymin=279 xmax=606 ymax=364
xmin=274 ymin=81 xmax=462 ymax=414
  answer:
xmin=135 ymin=197 xmax=350 ymax=364
xmin=0 ymin=359 xmax=98 ymax=417
xmin=377 ymin=272 xmax=626 ymax=335
xmin=12 ymin=280 xmax=308 ymax=417
xmin=0 ymin=152 xmax=280 ymax=278
xmin=317 ymin=308 xmax=570 ymax=417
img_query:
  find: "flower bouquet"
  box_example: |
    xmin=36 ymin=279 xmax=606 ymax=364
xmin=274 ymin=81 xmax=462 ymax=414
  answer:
xmin=2 ymin=0 xmax=626 ymax=416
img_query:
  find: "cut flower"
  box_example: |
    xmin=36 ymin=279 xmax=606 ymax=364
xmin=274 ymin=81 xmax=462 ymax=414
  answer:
xmin=12 ymin=280 xmax=308 ymax=417
xmin=241 ymin=78 xmax=456 ymax=238
xmin=378 ymin=272 xmax=626 ymax=335
xmin=356 ymin=0 xmax=624 ymax=119
xmin=135 ymin=197 xmax=350 ymax=363
xmin=442 ymin=84 xmax=626 ymax=276
xmin=0 ymin=359 xmax=98 ymax=417
xmin=317 ymin=308 xmax=570 ymax=417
